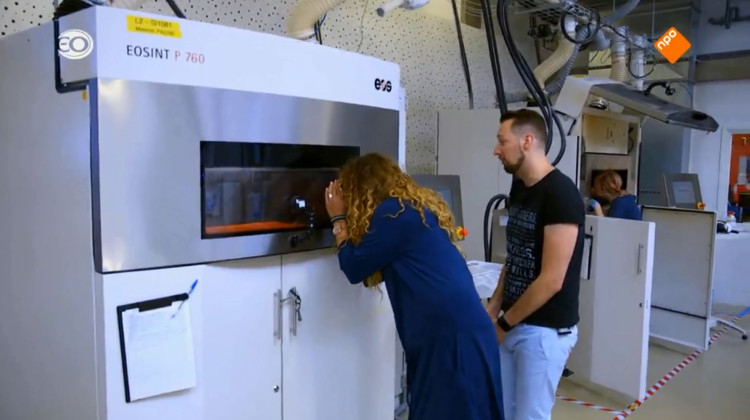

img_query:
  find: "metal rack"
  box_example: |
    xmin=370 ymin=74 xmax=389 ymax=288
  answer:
xmin=510 ymin=0 xmax=649 ymax=50
xmin=513 ymin=0 xmax=598 ymax=24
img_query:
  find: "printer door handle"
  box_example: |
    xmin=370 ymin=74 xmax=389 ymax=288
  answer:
xmin=636 ymin=243 xmax=644 ymax=275
xmin=274 ymin=290 xmax=283 ymax=341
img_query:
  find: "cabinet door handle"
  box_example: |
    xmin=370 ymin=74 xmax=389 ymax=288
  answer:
xmin=274 ymin=289 xmax=283 ymax=340
xmin=636 ymin=243 xmax=644 ymax=275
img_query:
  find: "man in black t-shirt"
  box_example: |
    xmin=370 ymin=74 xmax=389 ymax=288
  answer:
xmin=485 ymin=109 xmax=585 ymax=420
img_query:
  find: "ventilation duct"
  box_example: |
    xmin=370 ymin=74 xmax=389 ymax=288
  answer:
xmin=287 ymin=0 xmax=347 ymax=40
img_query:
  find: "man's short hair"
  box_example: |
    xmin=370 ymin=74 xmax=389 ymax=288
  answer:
xmin=500 ymin=109 xmax=547 ymax=146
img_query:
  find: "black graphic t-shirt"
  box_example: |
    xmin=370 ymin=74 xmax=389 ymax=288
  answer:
xmin=501 ymin=169 xmax=585 ymax=329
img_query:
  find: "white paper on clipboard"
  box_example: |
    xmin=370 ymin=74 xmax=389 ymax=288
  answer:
xmin=121 ymin=301 xmax=197 ymax=402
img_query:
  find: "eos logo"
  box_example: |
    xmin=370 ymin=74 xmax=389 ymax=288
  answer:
xmin=374 ymin=78 xmax=392 ymax=92
xmin=58 ymin=29 xmax=94 ymax=60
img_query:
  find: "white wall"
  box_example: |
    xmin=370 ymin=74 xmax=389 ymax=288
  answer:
xmin=694 ymin=0 xmax=750 ymax=56
xmin=690 ymin=80 xmax=750 ymax=217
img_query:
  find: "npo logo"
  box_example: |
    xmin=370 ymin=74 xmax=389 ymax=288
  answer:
xmin=58 ymin=29 xmax=94 ymax=60
xmin=654 ymin=27 xmax=690 ymax=64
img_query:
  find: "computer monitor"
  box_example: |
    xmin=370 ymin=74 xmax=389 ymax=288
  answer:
xmin=410 ymin=174 xmax=464 ymax=227
xmin=663 ymin=173 xmax=703 ymax=209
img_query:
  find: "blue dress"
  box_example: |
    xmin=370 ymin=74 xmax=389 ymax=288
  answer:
xmin=608 ymin=194 xmax=642 ymax=220
xmin=337 ymin=197 xmax=505 ymax=420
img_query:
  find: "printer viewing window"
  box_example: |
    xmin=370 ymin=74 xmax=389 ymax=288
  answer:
xmin=200 ymin=141 xmax=359 ymax=239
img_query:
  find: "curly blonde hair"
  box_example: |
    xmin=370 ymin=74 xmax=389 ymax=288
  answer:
xmin=338 ymin=153 xmax=461 ymax=288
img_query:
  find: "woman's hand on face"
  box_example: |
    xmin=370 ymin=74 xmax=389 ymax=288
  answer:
xmin=325 ymin=180 xmax=346 ymax=218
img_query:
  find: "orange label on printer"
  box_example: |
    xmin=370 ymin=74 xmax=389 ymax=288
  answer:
xmin=127 ymin=15 xmax=182 ymax=38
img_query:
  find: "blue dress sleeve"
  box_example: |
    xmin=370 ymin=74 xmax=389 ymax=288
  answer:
xmin=608 ymin=195 xmax=642 ymax=220
xmin=337 ymin=201 xmax=413 ymax=285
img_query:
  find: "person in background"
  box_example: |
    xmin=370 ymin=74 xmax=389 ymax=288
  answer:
xmin=324 ymin=153 xmax=505 ymax=420
xmin=485 ymin=109 xmax=584 ymax=420
xmin=589 ymin=170 xmax=642 ymax=220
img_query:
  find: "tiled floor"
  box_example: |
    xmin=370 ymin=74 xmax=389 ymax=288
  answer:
xmin=553 ymin=305 xmax=750 ymax=420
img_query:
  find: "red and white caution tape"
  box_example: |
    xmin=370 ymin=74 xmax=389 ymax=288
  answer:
xmin=611 ymin=313 xmax=745 ymax=420
xmin=555 ymin=395 xmax=624 ymax=414
xmin=556 ymin=311 xmax=747 ymax=418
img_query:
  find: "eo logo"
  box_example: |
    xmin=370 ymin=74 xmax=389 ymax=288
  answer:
xmin=654 ymin=27 xmax=690 ymax=64
xmin=374 ymin=78 xmax=392 ymax=92
xmin=58 ymin=29 xmax=94 ymax=60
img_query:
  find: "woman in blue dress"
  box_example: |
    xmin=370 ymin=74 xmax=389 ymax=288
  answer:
xmin=589 ymin=169 xmax=642 ymax=220
xmin=324 ymin=153 xmax=505 ymax=420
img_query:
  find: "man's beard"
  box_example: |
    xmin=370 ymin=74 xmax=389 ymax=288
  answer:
xmin=502 ymin=152 xmax=525 ymax=174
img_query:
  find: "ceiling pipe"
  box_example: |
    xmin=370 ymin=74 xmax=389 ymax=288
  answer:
xmin=287 ymin=0 xmax=347 ymax=41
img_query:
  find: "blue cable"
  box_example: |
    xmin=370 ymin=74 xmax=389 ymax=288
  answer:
xmin=714 ymin=306 xmax=750 ymax=318
xmin=313 ymin=13 xmax=328 ymax=36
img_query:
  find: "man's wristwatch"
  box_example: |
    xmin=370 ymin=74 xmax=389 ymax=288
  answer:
xmin=496 ymin=315 xmax=515 ymax=333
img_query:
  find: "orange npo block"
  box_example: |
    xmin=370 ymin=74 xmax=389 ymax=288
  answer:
xmin=654 ymin=27 xmax=691 ymax=64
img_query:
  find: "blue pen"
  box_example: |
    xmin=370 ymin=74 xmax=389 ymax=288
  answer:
xmin=172 ymin=279 xmax=199 ymax=318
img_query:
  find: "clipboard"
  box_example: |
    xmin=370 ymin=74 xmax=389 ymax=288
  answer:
xmin=116 ymin=293 xmax=197 ymax=403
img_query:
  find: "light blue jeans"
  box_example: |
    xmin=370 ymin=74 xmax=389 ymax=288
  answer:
xmin=499 ymin=323 xmax=578 ymax=420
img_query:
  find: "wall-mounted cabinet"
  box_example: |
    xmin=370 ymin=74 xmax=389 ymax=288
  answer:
xmin=578 ymin=108 xmax=643 ymax=199
xmin=582 ymin=110 xmax=632 ymax=155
